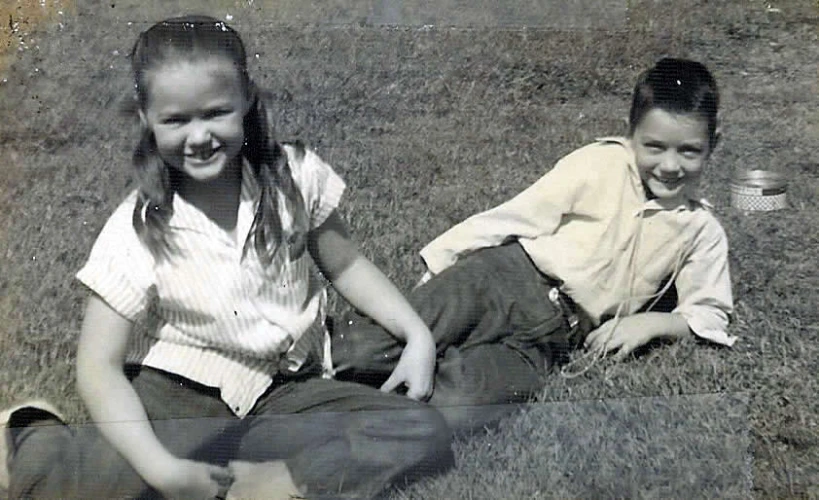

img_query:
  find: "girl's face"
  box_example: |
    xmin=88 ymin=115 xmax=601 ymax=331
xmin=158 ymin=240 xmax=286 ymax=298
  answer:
xmin=139 ymin=57 xmax=250 ymax=185
xmin=630 ymin=108 xmax=713 ymax=201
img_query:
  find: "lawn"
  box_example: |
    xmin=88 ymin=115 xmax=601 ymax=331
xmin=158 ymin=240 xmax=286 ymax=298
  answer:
xmin=1 ymin=0 xmax=818 ymax=498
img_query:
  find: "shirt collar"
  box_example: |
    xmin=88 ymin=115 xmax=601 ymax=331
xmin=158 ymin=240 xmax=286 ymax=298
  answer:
xmin=595 ymin=136 xmax=712 ymax=213
xmin=169 ymin=157 xmax=261 ymax=236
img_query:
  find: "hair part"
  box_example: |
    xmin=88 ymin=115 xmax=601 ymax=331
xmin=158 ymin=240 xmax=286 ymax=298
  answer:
xmin=628 ymin=58 xmax=720 ymax=150
xmin=129 ymin=15 xmax=308 ymax=265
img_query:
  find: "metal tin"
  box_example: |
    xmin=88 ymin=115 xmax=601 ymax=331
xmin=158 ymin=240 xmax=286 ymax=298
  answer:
xmin=730 ymin=170 xmax=788 ymax=211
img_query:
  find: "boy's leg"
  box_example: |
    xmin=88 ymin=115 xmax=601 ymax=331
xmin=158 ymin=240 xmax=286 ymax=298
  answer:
xmin=7 ymin=367 xmax=236 ymax=499
xmin=236 ymin=377 xmax=454 ymax=499
xmin=333 ymin=243 xmax=568 ymax=409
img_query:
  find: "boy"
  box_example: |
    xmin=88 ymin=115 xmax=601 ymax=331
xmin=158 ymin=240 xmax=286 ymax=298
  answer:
xmin=332 ymin=58 xmax=735 ymax=432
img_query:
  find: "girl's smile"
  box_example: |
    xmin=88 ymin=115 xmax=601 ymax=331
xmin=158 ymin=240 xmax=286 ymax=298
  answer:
xmin=139 ymin=58 xmax=250 ymax=185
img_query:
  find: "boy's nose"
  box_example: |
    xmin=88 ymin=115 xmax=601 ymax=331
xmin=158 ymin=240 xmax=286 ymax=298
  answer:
xmin=658 ymin=153 xmax=681 ymax=173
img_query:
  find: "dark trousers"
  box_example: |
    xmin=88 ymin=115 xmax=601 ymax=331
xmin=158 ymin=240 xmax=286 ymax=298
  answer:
xmin=333 ymin=242 xmax=583 ymax=433
xmin=9 ymin=367 xmax=453 ymax=499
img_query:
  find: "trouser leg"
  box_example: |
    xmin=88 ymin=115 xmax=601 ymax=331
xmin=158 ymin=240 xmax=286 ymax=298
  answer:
xmin=237 ymin=377 xmax=454 ymax=499
xmin=8 ymin=367 xmax=236 ymax=499
xmin=333 ymin=243 xmax=567 ymax=415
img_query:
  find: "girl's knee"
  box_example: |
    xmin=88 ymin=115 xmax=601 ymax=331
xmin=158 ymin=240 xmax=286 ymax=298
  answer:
xmin=360 ymin=405 xmax=453 ymax=468
xmin=394 ymin=407 xmax=455 ymax=477
xmin=390 ymin=406 xmax=453 ymax=445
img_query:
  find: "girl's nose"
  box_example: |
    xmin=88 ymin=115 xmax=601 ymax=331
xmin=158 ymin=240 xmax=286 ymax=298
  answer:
xmin=186 ymin=122 xmax=213 ymax=147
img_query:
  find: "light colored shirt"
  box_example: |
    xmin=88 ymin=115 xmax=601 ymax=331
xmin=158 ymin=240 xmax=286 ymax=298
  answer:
xmin=420 ymin=137 xmax=735 ymax=347
xmin=76 ymin=145 xmax=346 ymax=417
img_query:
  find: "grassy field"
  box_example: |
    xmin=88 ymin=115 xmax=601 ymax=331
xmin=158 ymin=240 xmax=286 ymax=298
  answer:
xmin=1 ymin=0 xmax=818 ymax=498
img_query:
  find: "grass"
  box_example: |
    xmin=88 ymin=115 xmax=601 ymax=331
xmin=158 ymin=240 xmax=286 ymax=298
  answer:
xmin=1 ymin=0 xmax=818 ymax=498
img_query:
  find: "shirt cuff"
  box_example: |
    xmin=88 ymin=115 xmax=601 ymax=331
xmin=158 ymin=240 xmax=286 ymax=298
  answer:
xmin=419 ymin=242 xmax=456 ymax=275
xmin=681 ymin=311 xmax=737 ymax=347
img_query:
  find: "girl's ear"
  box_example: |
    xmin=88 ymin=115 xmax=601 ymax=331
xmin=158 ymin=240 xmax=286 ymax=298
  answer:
xmin=244 ymin=95 xmax=254 ymax=118
xmin=710 ymin=120 xmax=722 ymax=154
xmin=244 ymin=82 xmax=258 ymax=118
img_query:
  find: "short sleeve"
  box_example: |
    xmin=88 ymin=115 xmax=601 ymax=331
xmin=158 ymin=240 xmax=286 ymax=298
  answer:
xmin=285 ymin=145 xmax=346 ymax=230
xmin=75 ymin=191 xmax=156 ymax=321
xmin=673 ymin=214 xmax=736 ymax=346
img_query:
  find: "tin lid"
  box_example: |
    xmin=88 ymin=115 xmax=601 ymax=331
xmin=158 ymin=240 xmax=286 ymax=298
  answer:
xmin=731 ymin=169 xmax=787 ymax=190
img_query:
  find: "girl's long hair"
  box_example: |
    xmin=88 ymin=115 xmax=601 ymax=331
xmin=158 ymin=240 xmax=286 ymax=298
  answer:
xmin=129 ymin=15 xmax=308 ymax=265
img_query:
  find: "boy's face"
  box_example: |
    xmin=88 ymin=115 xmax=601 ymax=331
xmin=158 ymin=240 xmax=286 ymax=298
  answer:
xmin=631 ymin=108 xmax=712 ymax=202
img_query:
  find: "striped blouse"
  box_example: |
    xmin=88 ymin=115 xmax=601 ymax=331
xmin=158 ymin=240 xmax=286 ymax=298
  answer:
xmin=76 ymin=145 xmax=346 ymax=417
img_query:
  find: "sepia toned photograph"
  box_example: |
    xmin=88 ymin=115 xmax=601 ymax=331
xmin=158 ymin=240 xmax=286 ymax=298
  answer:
xmin=0 ymin=0 xmax=817 ymax=498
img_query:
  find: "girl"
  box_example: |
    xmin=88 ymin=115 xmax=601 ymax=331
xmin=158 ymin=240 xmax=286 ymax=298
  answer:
xmin=1 ymin=15 xmax=452 ymax=500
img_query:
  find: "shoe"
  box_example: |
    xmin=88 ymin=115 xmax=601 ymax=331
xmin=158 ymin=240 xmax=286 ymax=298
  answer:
xmin=0 ymin=400 xmax=65 ymax=491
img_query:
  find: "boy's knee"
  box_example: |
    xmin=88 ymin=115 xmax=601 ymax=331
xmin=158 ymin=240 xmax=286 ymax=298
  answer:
xmin=330 ymin=313 xmax=398 ymax=375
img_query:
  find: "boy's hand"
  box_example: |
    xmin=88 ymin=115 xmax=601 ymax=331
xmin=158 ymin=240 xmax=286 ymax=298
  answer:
xmin=380 ymin=332 xmax=436 ymax=401
xmin=584 ymin=312 xmax=690 ymax=362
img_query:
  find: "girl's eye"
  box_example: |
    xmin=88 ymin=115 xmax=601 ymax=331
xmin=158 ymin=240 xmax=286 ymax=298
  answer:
xmin=205 ymin=108 xmax=232 ymax=119
xmin=644 ymin=143 xmax=664 ymax=153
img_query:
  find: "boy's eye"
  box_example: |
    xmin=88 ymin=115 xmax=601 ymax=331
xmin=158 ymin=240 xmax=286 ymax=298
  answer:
xmin=160 ymin=116 xmax=187 ymax=125
xmin=679 ymin=147 xmax=703 ymax=158
xmin=644 ymin=143 xmax=664 ymax=152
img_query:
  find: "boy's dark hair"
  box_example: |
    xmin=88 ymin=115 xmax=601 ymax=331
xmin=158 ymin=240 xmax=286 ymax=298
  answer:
xmin=628 ymin=58 xmax=720 ymax=149
xmin=129 ymin=15 xmax=308 ymax=264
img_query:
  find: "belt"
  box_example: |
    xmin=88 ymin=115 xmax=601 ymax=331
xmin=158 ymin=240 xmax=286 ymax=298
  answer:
xmin=545 ymin=282 xmax=593 ymax=349
xmin=548 ymin=287 xmax=581 ymax=330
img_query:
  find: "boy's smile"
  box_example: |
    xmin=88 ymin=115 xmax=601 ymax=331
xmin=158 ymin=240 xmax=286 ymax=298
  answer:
xmin=630 ymin=108 xmax=713 ymax=201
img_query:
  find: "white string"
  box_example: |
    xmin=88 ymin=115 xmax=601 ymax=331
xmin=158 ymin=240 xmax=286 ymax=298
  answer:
xmin=559 ymin=209 xmax=689 ymax=379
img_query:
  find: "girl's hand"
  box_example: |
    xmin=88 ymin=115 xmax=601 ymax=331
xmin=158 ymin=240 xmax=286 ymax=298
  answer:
xmin=147 ymin=458 xmax=234 ymax=500
xmin=583 ymin=312 xmax=690 ymax=362
xmin=380 ymin=332 xmax=436 ymax=401
xmin=309 ymin=212 xmax=439 ymax=401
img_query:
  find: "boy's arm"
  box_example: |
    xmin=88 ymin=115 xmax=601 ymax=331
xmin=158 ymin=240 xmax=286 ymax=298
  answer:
xmin=585 ymin=217 xmax=735 ymax=359
xmin=308 ymin=211 xmax=436 ymax=401
xmin=420 ymin=154 xmax=587 ymax=275
xmin=672 ymin=217 xmax=735 ymax=345
xmin=584 ymin=312 xmax=691 ymax=361
xmin=76 ymin=295 xmax=231 ymax=498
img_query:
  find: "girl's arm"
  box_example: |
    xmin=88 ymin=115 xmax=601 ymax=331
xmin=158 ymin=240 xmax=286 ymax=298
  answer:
xmin=76 ymin=294 xmax=231 ymax=498
xmin=308 ymin=211 xmax=436 ymax=401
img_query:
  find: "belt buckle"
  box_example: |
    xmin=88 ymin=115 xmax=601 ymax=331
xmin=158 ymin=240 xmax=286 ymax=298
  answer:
xmin=548 ymin=287 xmax=561 ymax=305
xmin=549 ymin=287 xmax=579 ymax=330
